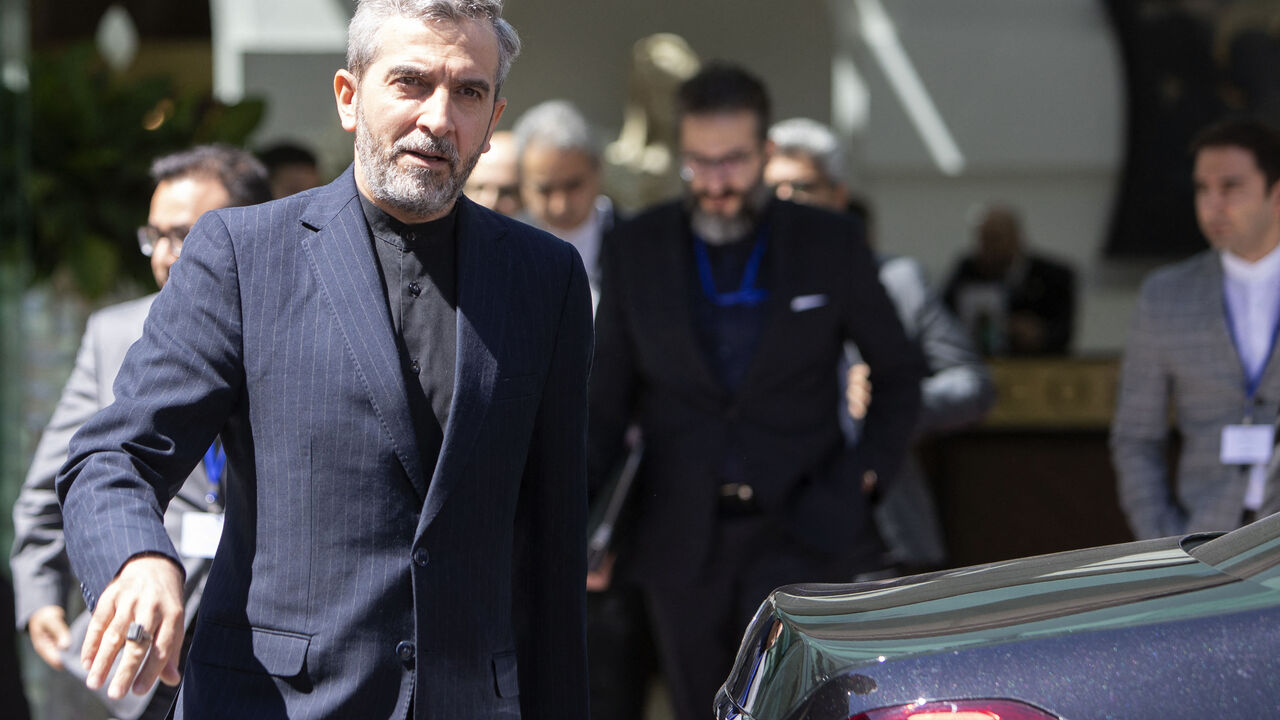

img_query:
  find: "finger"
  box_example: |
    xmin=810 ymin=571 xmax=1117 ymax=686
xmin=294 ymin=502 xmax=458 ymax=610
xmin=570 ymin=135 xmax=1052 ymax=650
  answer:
xmin=107 ymin=630 xmax=153 ymax=700
xmin=160 ymin=655 xmax=182 ymax=688
xmin=81 ymin=587 xmax=119 ymax=673
xmin=845 ymin=383 xmax=870 ymax=402
xmin=86 ymin=594 xmax=135 ymax=691
xmin=132 ymin=604 xmax=183 ymax=695
xmin=51 ymin=616 xmax=72 ymax=651
xmin=30 ymin=630 xmax=65 ymax=669
xmin=847 ymin=362 xmax=870 ymax=381
xmin=585 ymin=570 xmax=608 ymax=592
xmin=107 ymin=606 xmax=157 ymax=700
xmin=586 ymin=552 xmax=616 ymax=592
xmin=846 ymin=390 xmax=869 ymax=419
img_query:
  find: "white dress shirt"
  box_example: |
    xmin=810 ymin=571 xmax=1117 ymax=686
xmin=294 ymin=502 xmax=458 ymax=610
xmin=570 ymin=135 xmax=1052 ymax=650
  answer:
xmin=544 ymin=196 xmax=612 ymax=312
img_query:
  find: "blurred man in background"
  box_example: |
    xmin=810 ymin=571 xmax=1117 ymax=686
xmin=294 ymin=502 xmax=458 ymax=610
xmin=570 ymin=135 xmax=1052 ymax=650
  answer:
xmin=256 ymin=141 xmax=324 ymax=199
xmin=943 ymin=204 xmax=1076 ymax=356
xmin=514 ymin=99 xmax=616 ymax=305
xmin=464 ymin=129 xmax=522 ymax=216
xmin=766 ymin=118 xmax=995 ymax=571
xmin=764 ymin=117 xmax=865 ymax=220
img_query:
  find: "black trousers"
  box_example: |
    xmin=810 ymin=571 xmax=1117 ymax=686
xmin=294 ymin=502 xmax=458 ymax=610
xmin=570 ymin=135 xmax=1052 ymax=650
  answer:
xmin=587 ymin=584 xmax=658 ymax=720
xmin=640 ymin=516 xmax=856 ymax=720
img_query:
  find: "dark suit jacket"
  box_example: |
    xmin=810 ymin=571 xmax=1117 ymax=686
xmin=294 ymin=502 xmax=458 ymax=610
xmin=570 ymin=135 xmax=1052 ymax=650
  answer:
xmin=57 ymin=168 xmax=593 ymax=720
xmin=943 ymin=253 xmax=1076 ymax=355
xmin=589 ymin=199 xmax=924 ymax=582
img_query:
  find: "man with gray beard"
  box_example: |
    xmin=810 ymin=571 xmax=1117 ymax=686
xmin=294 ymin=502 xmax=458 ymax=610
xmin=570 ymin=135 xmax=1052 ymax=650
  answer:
xmin=588 ymin=63 xmax=924 ymax=720
xmin=57 ymin=1 xmax=592 ymax=718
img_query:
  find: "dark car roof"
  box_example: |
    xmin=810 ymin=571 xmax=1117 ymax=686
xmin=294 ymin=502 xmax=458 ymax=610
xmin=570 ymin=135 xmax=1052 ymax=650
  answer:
xmin=720 ymin=514 xmax=1280 ymax=720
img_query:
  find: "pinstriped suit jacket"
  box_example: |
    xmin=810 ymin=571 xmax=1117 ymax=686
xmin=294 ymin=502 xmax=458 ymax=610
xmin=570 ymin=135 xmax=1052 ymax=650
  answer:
xmin=1111 ymin=250 xmax=1280 ymax=540
xmin=57 ymin=168 xmax=593 ymax=720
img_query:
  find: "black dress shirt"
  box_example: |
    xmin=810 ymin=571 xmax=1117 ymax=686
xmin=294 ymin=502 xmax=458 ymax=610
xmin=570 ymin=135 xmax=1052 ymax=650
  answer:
xmin=359 ymin=194 xmax=458 ymax=485
xmin=690 ymin=221 xmax=771 ymax=394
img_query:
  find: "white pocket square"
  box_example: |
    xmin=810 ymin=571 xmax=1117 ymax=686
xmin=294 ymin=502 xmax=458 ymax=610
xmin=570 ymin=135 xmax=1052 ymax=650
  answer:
xmin=790 ymin=294 xmax=828 ymax=312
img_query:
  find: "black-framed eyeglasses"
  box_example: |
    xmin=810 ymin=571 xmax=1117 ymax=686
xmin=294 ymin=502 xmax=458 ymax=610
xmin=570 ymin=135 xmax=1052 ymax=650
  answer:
xmin=679 ymin=148 xmax=761 ymax=182
xmin=137 ymin=225 xmax=192 ymax=258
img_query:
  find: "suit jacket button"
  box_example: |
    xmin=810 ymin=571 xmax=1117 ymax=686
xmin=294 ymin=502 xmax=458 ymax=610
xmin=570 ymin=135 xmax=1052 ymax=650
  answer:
xmin=413 ymin=548 xmax=430 ymax=567
xmin=408 ymin=281 xmax=422 ymax=297
xmin=396 ymin=641 xmax=416 ymax=663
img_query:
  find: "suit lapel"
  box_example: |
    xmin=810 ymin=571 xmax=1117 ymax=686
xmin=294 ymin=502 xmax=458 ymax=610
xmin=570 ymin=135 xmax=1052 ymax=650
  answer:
xmin=300 ymin=168 xmax=426 ymax=499
xmin=419 ymin=197 xmax=509 ymax=530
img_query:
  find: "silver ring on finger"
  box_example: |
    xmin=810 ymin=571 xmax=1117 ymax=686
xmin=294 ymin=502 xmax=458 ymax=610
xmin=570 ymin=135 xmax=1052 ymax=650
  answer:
xmin=125 ymin=622 xmax=153 ymax=646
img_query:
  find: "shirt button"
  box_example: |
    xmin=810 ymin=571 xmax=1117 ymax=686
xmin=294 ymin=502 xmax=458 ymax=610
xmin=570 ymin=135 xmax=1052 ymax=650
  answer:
xmin=413 ymin=548 xmax=430 ymax=567
xmin=396 ymin=641 xmax=416 ymax=663
xmin=408 ymin=281 xmax=422 ymax=297
xmin=410 ymin=359 xmax=421 ymax=374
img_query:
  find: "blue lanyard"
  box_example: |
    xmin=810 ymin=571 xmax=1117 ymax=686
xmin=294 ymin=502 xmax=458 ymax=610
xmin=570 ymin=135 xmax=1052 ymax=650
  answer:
xmin=1221 ymin=289 xmax=1280 ymax=401
xmin=693 ymin=228 xmax=769 ymax=307
xmin=203 ymin=442 xmax=226 ymax=505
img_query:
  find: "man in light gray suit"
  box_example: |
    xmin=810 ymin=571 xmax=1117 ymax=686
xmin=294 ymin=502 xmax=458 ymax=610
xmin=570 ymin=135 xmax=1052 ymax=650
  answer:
xmin=1112 ymin=117 xmax=1280 ymax=539
xmin=57 ymin=2 xmax=592 ymax=718
xmin=765 ymin=118 xmax=996 ymax=569
xmin=11 ymin=145 xmax=271 ymax=719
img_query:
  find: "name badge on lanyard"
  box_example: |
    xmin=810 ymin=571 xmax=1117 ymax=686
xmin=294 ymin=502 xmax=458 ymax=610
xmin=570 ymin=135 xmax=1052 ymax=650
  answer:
xmin=1221 ymin=423 xmax=1275 ymax=465
xmin=179 ymin=512 xmax=225 ymax=559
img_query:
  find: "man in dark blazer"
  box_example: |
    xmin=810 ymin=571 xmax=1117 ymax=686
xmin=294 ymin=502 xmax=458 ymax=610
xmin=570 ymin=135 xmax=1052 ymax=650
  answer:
xmin=942 ymin=204 xmax=1076 ymax=356
xmin=589 ymin=63 xmax=925 ymax=720
xmin=12 ymin=145 xmax=270 ymax=720
xmin=56 ymin=2 xmax=593 ymax=719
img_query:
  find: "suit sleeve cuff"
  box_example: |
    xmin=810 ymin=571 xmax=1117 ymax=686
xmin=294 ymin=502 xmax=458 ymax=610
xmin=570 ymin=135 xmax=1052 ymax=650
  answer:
xmin=13 ymin=576 xmax=67 ymax=631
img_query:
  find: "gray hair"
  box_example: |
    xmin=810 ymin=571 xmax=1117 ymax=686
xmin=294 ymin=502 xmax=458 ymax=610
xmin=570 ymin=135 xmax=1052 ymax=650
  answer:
xmin=346 ymin=0 xmax=522 ymax=91
xmin=512 ymin=100 xmax=600 ymax=163
xmin=768 ymin=117 xmax=848 ymax=186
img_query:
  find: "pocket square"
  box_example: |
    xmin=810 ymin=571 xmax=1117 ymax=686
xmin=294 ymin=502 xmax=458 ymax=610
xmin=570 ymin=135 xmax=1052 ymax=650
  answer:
xmin=790 ymin=294 xmax=828 ymax=312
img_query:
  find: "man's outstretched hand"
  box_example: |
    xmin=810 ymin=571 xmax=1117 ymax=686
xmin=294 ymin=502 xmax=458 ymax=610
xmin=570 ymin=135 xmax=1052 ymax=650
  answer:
xmin=81 ymin=554 xmax=185 ymax=700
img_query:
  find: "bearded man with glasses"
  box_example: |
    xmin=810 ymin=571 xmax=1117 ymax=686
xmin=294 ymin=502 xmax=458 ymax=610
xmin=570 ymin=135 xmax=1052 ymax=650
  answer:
xmin=588 ymin=62 xmax=926 ymax=720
